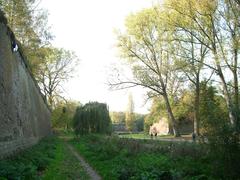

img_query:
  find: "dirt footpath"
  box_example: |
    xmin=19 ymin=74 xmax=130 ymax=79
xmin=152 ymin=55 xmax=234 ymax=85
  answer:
xmin=66 ymin=143 xmax=102 ymax=180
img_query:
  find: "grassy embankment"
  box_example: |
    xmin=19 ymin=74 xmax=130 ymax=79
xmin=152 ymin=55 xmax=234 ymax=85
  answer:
xmin=71 ymin=134 xmax=214 ymax=180
xmin=0 ymin=137 xmax=89 ymax=180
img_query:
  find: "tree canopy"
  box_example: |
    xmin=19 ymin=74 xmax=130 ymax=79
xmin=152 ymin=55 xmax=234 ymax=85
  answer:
xmin=0 ymin=1 xmax=78 ymax=109
xmin=35 ymin=48 xmax=78 ymax=109
xmin=112 ymin=0 xmax=240 ymax=138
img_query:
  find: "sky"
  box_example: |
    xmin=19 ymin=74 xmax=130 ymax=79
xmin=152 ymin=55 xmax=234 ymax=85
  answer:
xmin=40 ymin=0 xmax=155 ymax=113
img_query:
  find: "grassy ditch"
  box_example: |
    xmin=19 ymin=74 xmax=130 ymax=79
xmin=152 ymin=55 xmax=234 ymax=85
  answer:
xmin=0 ymin=137 xmax=89 ymax=180
xmin=71 ymin=134 xmax=214 ymax=180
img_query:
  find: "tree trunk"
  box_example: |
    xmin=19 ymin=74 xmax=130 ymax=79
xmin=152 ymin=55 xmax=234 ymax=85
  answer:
xmin=168 ymin=121 xmax=174 ymax=135
xmin=215 ymin=61 xmax=235 ymax=125
xmin=194 ymin=81 xmax=200 ymax=136
xmin=211 ymin=21 xmax=236 ymax=126
xmin=162 ymin=92 xmax=180 ymax=137
xmin=233 ymin=29 xmax=239 ymax=106
xmin=233 ymin=48 xmax=239 ymax=128
xmin=48 ymin=91 xmax=53 ymax=111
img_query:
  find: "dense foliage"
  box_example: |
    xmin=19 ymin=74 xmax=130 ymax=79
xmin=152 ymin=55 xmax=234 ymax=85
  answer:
xmin=51 ymin=101 xmax=80 ymax=130
xmin=73 ymin=102 xmax=112 ymax=135
xmin=199 ymin=83 xmax=240 ymax=178
xmin=134 ymin=114 xmax=145 ymax=132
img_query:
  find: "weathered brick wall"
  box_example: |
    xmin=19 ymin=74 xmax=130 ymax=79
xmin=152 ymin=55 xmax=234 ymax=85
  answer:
xmin=0 ymin=11 xmax=52 ymax=159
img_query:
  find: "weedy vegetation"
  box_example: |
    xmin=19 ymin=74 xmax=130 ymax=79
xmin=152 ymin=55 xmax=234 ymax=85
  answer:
xmin=71 ymin=134 xmax=215 ymax=180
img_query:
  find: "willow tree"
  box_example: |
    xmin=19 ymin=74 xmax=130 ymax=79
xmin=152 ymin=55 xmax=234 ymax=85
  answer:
xmin=111 ymin=8 xmax=181 ymax=136
xmin=73 ymin=102 xmax=112 ymax=135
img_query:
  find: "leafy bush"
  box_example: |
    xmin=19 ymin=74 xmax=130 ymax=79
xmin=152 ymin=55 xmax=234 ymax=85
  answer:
xmin=51 ymin=101 xmax=80 ymax=130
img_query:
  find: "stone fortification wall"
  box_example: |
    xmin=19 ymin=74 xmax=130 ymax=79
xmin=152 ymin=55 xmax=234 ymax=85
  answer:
xmin=0 ymin=11 xmax=51 ymax=159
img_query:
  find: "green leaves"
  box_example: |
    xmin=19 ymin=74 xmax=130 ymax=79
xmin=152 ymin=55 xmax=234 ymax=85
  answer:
xmin=73 ymin=102 xmax=112 ymax=135
xmin=0 ymin=137 xmax=58 ymax=179
xmin=35 ymin=47 xmax=78 ymax=108
xmin=72 ymin=135 xmax=213 ymax=179
xmin=1 ymin=0 xmax=51 ymax=71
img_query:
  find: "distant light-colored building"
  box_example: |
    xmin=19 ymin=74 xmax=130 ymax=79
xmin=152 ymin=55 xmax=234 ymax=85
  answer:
xmin=149 ymin=118 xmax=169 ymax=135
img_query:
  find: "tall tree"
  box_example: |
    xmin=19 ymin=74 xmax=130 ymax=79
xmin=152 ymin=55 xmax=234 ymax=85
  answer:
xmin=165 ymin=6 xmax=210 ymax=136
xmin=165 ymin=0 xmax=240 ymax=130
xmin=222 ymin=0 xmax=240 ymax=124
xmin=36 ymin=47 xmax=78 ymax=109
xmin=176 ymin=39 xmax=208 ymax=136
xmin=111 ymin=8 xmax=181 ymax=136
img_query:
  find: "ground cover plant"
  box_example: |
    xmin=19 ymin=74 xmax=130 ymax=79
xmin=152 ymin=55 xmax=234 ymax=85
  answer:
xmin=43 ymin=140 xmax=89 ymax=180
xmin=0 ymin=137 xmax=58 ymax=179
xmin=0 ymin=137 xmax=89 ymax=180
xmin=71 ymin=134 xmax=214 ymax=180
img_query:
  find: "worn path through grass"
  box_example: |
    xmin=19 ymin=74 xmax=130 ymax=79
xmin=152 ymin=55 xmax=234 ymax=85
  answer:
xmin=42 ymin=138 xmax=90 ymax=180
xmin=58 ymin=134 xmax=102 ymax=180
xmin=66 ymin=143 xmax=102 ymax=180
